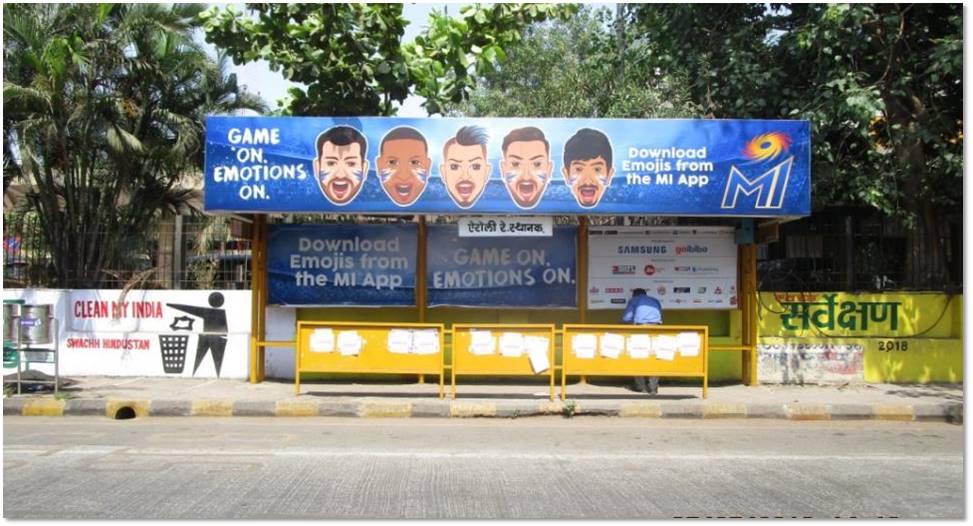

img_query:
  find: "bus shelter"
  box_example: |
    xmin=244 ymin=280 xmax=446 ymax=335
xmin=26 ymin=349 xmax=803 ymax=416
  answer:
xmin=203 ymin=117 xmax=810 ymax=398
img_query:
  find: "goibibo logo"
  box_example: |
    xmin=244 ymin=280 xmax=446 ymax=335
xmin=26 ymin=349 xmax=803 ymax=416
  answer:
xmin=721 ymin=132 xmax=794 ymax=210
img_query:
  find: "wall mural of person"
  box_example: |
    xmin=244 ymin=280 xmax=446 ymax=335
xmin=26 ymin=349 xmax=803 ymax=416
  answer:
xmin=376 ymin=126 xmax=431 ymax=206
xmin=562 ymin=128 xmax=616 ymax=209
xmin=314 ymin=125 xmax=369 ymax=205
xmin=440 ymin=125 xmax=491 ymax=209
xmin=167 ymin=292 xmax=228 ymax=377
xmin=499 ymin=126 xmax=553 ymax=210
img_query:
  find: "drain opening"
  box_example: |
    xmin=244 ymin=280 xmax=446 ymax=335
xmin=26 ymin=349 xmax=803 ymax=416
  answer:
xmin=114 ymin=406 xmax=137 ymax=420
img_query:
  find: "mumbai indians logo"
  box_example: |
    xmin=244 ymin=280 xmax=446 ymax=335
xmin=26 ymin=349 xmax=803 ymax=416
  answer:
xmin=721 ymin=132 xmax=793 ymax=210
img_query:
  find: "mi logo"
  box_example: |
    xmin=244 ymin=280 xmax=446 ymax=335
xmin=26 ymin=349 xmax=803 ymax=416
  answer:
xmin=721 ymin=156 xmax=794 ymax=209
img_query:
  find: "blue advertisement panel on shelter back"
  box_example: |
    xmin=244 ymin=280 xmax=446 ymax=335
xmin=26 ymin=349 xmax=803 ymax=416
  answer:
xmin=267 ymin=224 xmax=416 ymax=306
xmin=425 ymin=225 xmax=577 ymax=308
xmin=204 ymin=117 xmax=810 ymax=217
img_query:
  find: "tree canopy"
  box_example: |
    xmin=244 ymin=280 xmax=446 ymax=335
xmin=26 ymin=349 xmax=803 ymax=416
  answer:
xmin=199 ymin=3 xmax=578 ymax=116
xmin=630 ymin=3 xmax=962 ymax=286
xmin=3 ymin=3 xmax=266 ymax=287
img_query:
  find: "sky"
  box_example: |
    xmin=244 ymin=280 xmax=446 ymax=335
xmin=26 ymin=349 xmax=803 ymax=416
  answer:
xmin=197 ymin=3 xmax=441 ymax=117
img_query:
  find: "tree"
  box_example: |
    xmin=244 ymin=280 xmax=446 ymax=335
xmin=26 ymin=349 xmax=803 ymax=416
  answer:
xmin=629 ymin=4 xmax=962 ymax=287
xmin=446 ymin=5 xmax=700 ymax=119
xmin=3 ymin=3 xmax=266 ymax=288
xmin=199 ymin=3 xmax=578 ymax=116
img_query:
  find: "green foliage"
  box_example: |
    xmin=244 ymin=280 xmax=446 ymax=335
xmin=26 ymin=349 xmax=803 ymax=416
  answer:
xmin=199 ymin=3 xmax=577 ymax=116
xmin=446 ymin=5 xmax=700 ymax=119
xmin=631 ymin=4 xmax=962 ymax=285
xmin=3 ymin=3 xmax=267 ymax=287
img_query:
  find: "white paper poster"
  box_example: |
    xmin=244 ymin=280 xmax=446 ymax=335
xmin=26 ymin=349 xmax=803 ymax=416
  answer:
xmin=654 ymin=334 xmax=677 ymax=361
xmin=499 ymin=332 xmax=525 ymax=357
xmin=627 ymin=334 xmax=653 ymax=359
xmin=677 ymin=331 xmax=701 ymax=357
xmin=599 ymin=333 xmax=625 ymax=359
xmin=337 ymin=331 xmax=364 ymax=356
xmin=587 ymin=226 xmax=738 ymax=310
xmin=469 ymin=330 xmax=496 ymax=356
xmin=572 ymin=334 xmax=597 ymax=359
xmin=309 ymin=328 xmax=335 ymax=353
xmin=525 ymin=336 xmax=550 ymax=373
xmin=387 ymin=329 xmax=413 ymax=354
xmin=412 ymin=329 xmax=440 ymax=355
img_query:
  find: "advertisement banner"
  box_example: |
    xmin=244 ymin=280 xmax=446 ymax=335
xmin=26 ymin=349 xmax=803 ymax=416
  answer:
xmin=267 ymin=224 xmax=417 ymax=306
xmin=204 ymin=117 xmax=810 ymax=217
xmin=587 ymin=226 xmax=738 ymax=310
xmin=426 ymin=225 xmax=577 ymax=308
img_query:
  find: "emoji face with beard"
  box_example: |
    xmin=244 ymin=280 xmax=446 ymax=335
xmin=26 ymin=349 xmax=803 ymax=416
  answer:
xmin=376 ymin=130 xmax=431 ymax=206
xmin=313 ymin=126 xmax=368 ymax=205
xmin=441 ymin=126 xmax=491 ymax=209
xmin=499 ymin=127 xmax=553 ymax=210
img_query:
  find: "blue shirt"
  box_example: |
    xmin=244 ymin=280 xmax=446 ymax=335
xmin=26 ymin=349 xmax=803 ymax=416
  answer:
xmin=622 ymin=295 xmax=663 ymax=325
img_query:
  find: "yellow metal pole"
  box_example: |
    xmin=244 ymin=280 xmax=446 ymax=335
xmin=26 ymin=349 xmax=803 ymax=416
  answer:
xmin=417 ymin=216 xmax=427 ymax=384
xmin=739 ymin=243 xmax=758 ymax=386
xmin=248 ymin=215 xmax=262 ymax=384
xmin=577 ymin=217 xmax=588 ymax=385
xmin=257 ymin=216 xmax=268 ymax=382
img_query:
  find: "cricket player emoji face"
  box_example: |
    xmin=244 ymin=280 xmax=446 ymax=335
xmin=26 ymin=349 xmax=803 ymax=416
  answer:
xmin=376 ymin=127 xmax=431 ymax=206
xmin=562 ymin=128 xmax=615 ymax=208
xmin=441 ymin=126 xmax=491 ymax=208
xmin=500 ymin=127 xmax=553 ymax=210
xmin=313 ymin=126 xmax=368 ymax=205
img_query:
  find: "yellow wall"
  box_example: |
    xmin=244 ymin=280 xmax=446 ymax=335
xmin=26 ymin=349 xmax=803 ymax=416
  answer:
xmin=757 ymin=292 xmax=963 ymax=384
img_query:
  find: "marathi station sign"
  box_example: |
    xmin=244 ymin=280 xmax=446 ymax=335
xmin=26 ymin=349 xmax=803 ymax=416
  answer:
xmin=204 ymin=117 xmax=811 ymax=217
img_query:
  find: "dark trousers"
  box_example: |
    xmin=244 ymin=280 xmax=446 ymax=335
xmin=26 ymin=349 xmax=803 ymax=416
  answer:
xmin=634 ymin=321 xmax=661 ymax=394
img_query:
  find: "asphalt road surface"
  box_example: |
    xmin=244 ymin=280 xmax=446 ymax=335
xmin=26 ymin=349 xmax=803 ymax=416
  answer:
xmin=3 ymin=417 xmax=964 ymax=519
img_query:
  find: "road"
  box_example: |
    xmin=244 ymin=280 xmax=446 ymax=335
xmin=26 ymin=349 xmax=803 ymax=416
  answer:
xmin=3 ymin=417 xmax=963 ymax=519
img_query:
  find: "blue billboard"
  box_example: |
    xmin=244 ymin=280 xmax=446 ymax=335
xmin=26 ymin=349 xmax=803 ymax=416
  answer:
xmin=204 ymin=117 xmax=810 ymax=217
xmin=426 ymin=225 xmax=577 ymax=308
xmin=267 ymin=224 xmax=416 ymax=306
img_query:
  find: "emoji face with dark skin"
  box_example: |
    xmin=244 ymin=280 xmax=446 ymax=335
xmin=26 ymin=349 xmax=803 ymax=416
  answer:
xmin=314 ymin=141 xmax=368 ymax=205
xmin=377 ymin=134 xmax=431 ymax=206
xmin=442 ymin=143 xmax=491 ymax=208
xmin=564 ymin=156 xmax=614 ymax=207
xmin=500 ymin=139 xmax=552 ymax=209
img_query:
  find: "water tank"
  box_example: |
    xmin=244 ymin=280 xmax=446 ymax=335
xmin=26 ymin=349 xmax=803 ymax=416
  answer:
xmin=20 ymin=304 xmax=54 ymax=345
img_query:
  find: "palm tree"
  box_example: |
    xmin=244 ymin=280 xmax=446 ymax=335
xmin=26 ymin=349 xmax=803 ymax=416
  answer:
xmin=3 ymin=3 xmax=267 ymax=288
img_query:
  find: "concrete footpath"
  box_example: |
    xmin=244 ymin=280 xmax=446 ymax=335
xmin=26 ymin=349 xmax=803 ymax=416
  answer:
xmin=2 ymin=376 xmax=964 ymax=422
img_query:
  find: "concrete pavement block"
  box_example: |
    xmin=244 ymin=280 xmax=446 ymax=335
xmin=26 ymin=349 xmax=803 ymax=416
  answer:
xmin=358 ymin=401 xmax=412 ymax=418
xmin=232 ymin=400 xmax=276 ymax=417
xmin=190 ymin=400 xmax=233 ymax=417
xmin=4 ymin=399 xmax=27 ymax=415
xmin=105 ymin=400 xmax=149 ymax=418
xmin=661 ymin=403 xmax=703 ymax=418
xmin=536 ymin=402 xmax=563 ymax=415
xmin=276 ymin=400 xmax=319 ymax=417
xmin=22 ymin=399 xmax=64 ymax=416
xmin=828 ymin=404 xmax=874 ymax=420
xmin=149 ymin=400 xmax=192 ymax=417
xmin=575 ymin=401 xmax=621 ymax=416
xmin=872 ymin=404 xmax=914 ymax=421
xmin=494 ymin=402 xmax=540 ymax=418
xmin=786 ymin=403 xmax=831 ymax=421
xmin=745 ymin=404 xmax=788 ymax=419
xmin=620 ymin=402 xmax=663 ymax=417
xmin=411 ymin=401 xmax=449 ymax=418
xmin=913 ymin=404 xmax=964 ymax=423
xmin=317 ymin=400 xmax=359 ymax=417
xmin=450 ymin=402 xmax=497 ymax=418
xmin=64 ymin=399 xmax=108 ymax=416
xmin=702 ymin=403 xmax=747 ymax=419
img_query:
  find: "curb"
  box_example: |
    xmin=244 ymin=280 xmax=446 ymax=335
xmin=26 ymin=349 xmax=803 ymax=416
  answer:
xmin=2 ymin=398 xmax=964 ymax=422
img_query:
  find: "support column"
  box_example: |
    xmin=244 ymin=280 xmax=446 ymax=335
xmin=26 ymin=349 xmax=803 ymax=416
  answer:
xmin=249 ymin=214 xmax=268 ymax=384
xmin=417 ymin=216 xmax=427 ymax=384
xmin=739 ymin=243 xmax=758 ymax=386
xmin=577 ymin=217 xmax=588 ymax=385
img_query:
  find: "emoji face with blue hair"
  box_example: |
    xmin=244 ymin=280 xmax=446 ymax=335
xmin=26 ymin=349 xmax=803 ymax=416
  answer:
xmin=376 ymin=127 xmax=431 ymax=206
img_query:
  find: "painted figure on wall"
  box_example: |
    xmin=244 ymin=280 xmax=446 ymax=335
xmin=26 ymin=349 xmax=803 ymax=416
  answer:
xmin=167 ymin=292 xmax=228 ymax=377
xmin=376 ymin=127 xmax=431 ymax=206
xmin=499 ymin=127 xmax=553 ymax=210
xmin=562 ymin=128 xmax=615 ymax=209
xmin=314 ymin=126 xmax=369 ymax=205
xmin=441 ymin=126 xmax=491 ymax=209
